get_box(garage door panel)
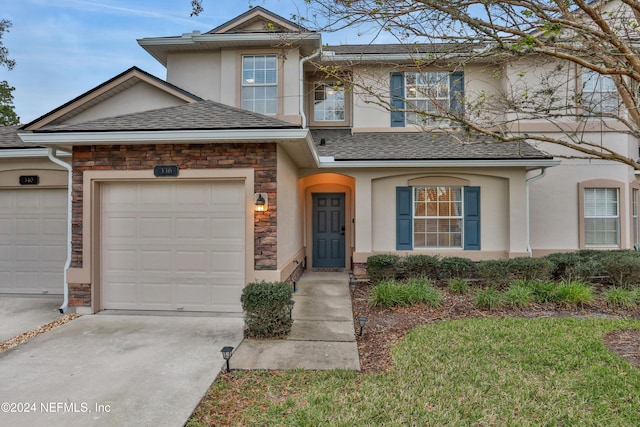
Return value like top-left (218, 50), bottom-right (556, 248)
top-left (175, 251), bottom-right (208, 273)
top-left (105, 217), bottom-right (137, 238)
top-left (140, 282), bottom-right (173, 305)
top-left (140, 217), bottom-right (172, 238)
top-left (16, 218), bottom-right (39, 236)
top-left (107, 281), bottom-right (138, 304)
top-left (140, 250), bottom-right (172, 272)
top-left (102, 181), bottom-right (245, 312)
top-left (175, 218), bottom-right (208, 239)
top-left (105, 249), bottom-right (137, 272)
top-left (40, 244), bottom-right (67, 262)
top-left (211, 251), bottom-right (243, 272)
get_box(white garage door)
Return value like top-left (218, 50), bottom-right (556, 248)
top-left (101, 181), bottom-right (245, 312)
top-left (0, 189), bottom-right (67, 294)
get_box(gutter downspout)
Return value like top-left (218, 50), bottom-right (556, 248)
top-left (300, 49), bottom-right (321, 129)
top-left (47, 146), bottom-right (72, 313)
top-left (525, 167), bottom-right (548, 257)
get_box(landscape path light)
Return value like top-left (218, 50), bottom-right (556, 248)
top-left (221, 346), bottom-right (234, 372)
top-left (357, 316), bottom-right (367, 336)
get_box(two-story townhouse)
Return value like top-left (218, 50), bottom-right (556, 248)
top-left (5, 6), bottom-right (631, 314)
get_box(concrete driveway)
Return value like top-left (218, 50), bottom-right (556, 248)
top-left (0, 296), bottom-right (63, 342)
top-left (0, 314), bottom-right (244, 427)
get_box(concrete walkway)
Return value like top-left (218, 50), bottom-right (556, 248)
top-left (231, 271), bottom-right (360, 370)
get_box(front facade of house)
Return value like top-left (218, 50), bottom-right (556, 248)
top-left (3, 7), bottom-right (637, 313)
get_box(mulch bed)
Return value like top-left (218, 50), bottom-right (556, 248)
top-left (350, 282), bottom-right (640, 373)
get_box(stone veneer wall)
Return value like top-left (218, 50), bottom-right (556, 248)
top-left (71, 143), bottom-right (278, 271)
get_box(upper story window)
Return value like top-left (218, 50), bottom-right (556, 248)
top-left (405, 72), bottom-right (450, 126)
top-left (241, 54), bottom-right (277, 115)
top-left (581, 68), bottom-right (618, 116)
top-left (313, 82), bottom-right (345, 122)
top-left (390, 71), bottom-right (464, 127)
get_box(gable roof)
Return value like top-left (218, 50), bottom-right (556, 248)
top-left (22, 67), bottom-right (202, 131)
top-left (31, 100), bottom-right (299, 133)
top-left (208, 6), bottom-right (308, 34)
top-left (311, 129), bottom-right (552, 162)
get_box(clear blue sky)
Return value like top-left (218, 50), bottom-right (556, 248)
top-left (0, 0), bottom-right (376, 124)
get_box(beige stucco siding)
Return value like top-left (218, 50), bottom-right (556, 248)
top-left (66, 82), bottom-right (187, 124)
top-left (166, 51), bottom-right (221, 101)
top-left (276, 146), bottom-right (304, 271)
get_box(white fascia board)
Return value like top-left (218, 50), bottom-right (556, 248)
top-left (317, 158), bottom-right (561, 168)
top-left (18, 129), bottom-right (311, 145)
top-left (0, 148), bottom-right (71, 158)
top-left (139, 33), bottom-right (321, 47)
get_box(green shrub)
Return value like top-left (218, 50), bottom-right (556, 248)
top-left (602, 252), bottom-right (640, 288)
top-left (447, 278), bottom-right (471, 294)
top-left (367, 254), bottom-right (401, 283)
top-left (369, 277), bottom-right (442, 308)
top-left (404, 254), bottom-right (439, 280)
top-left (438, 257), bottom-right (475, 280)
top-left (603, 287), bottom-right (639, 309)
top-left (475, 259), bottom-right (511, 288)
top-left (474, 288), bottom-right (503, 309)
top-left (508, 257), bottom-right (554, 282)
top-left (526, 281), bottom-right (559, 304)
top-left (502, 282), bottom-right (535, 307)
top-left (546, 252), bottom-right (603, 281)
top-left (241, 281), bottom-right (292, 338)
top-left (553, 280), bottom-right (594, 307)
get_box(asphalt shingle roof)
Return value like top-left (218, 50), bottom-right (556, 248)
top-left (36, 100), bottom-right (300, 132)
top-left (311, 129), bottom-right (550, 161)
top-left (0, 125), bottom-right (37, 148)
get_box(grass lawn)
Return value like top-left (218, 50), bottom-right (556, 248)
top-left (188, 317), bottom-right (640, 426)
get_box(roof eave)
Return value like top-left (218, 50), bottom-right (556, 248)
top-left (18, 129), bottom-right (319, 168)
top-left (317, 158), bottom-right (560, 168)
top-left (138, 33), bottom-right (322, 66)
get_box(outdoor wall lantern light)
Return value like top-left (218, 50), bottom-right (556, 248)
top-left (357, 316), bottom-right (367, 336)
top-left (287, 300), bottom-right (295, 320)
top-left (254, 193), bottom-right (268, 212)
top-left (221, 346), bottom-right (234, 372)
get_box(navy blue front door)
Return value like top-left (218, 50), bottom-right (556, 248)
top-left (312, 193), bottom-right (345, 268)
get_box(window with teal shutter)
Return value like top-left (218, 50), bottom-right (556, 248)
top-left (389, 71), bottom-right (464, 127)
top-left (396, 186), bottom-right (480, 250)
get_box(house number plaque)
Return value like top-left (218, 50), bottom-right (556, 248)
top-left (19, 175), bottom-right (40, 185)
top-left (153, 165), bottom-right (179, 177)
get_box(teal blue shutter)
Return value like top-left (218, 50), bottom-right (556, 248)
top-left (463, 186), bottom-right (480, 250)
top-left (449, 71), bottom-right (465, 118)
top-left (396, 186), bottom-right (412, 250)
top-left (390, 72), bottom-right (405, 127)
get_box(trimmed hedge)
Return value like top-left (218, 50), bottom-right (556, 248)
top-left (364, 249), bottom-right (640, 289)
top-left (438, 257), bottom-right (475, 280)
top-left (367, 254), bottom-right (401, 283)
top-left (241, 281), bottom-right (292, 338)
top-left (403, 254), bottom-right (440, 279)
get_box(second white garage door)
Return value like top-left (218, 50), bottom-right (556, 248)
top-left (101, 181), bottom-right (245, 312)
top-left (0, 189), bottom-right (67, 294)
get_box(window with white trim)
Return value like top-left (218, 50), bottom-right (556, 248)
top-left (405, 72), bottom-right (450, 126)
top-left (581, 68), bottom-right (618, 116)
top-left (313, 81), bottom-right (345, 121)
top-left (584, 187), bottom-right (619, 246)
top-left (413, 186), bottom-right (463, 248)
top-left (241, 54), bottom-right (277, 115)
